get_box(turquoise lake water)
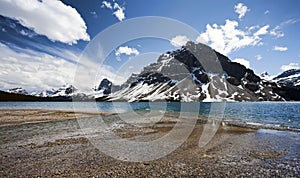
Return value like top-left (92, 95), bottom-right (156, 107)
top-left (0, 102), bottom-right (299, 130)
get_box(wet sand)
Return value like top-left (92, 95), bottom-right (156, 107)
top-left (0, 109), bottom-right (106, 125)
top-left (0, 109), bottom-right (299, 177)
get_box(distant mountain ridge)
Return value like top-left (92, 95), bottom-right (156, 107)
top-left (1, 42), bottom-right (299, 101)
top-left (6, 85), bottom-right (78, 98)
top-left (1, 84), bottom-right (91, 101)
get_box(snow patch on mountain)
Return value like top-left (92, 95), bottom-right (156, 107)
top-left (6, 87), bottom-right (28, 95)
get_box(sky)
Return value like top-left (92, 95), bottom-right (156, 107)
top-left (0, 0), bottom-right (299, 92)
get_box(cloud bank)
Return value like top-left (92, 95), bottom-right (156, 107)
top-left (0, 43), bottom-right (78, 91)
top-left (197, 20), bottom-right (268, 55)
top-left (0, 0), bottom-right (90, 45)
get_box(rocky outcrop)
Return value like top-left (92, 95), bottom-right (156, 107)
top-left (97, 78), bottom-right (112, 95)
top-left (271, 69), bottom-right (300, 101)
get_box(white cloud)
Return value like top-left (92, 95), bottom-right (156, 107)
top-left (280, 63), bottom-right (299, 71)
top-left (234, 3), bottom-right (250, 20)
top-left (255, 54), bottom-right (262, 61)
top-left (264, 10), bottom-right (269, 15)
top-left (0, 42), bottom-right (128, 92)
top-left (115, 46), bottom-right (140, 56)
top-left (197, 19), bottom-right (268, 55)
top-left (102, 1), bottom-right (125, 21)
top-left (232, 58), bottom-right (250, 68)
top-left (170, 35), bottom-right (190, 47)
top-left (0, 0), bottom-right (90, 45)
top-left (281, 19), bottom-right (300, 26)
top-left (0, 43), bottom-right (77, 91)
top-left (102, 1), bottom-right (112, 9)
top-left (113, 3), bottom-right (125, 21)
top-left (270, 19), bottom-right (300, 38)
top-left (247, 25), bottom-right (259, 32)
top-left (270, 26), bottom-right (284, 38)
top-left (254, 25), bottom-right (269, 36)
top-left (273, 46), bottom-right (288, 52)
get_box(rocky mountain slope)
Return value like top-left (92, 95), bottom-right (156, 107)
top-left (104, 42), bottom-right (285, 102)
top-left (265, 69), bottom-right (300, 101)
top-left (273, 69), bottom-right (300, 87)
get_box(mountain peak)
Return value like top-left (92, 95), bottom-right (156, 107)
top-left (104, 42), bottom-right (286, 102)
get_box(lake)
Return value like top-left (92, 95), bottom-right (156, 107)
top-left (0, 101), bottom-right (299, 130)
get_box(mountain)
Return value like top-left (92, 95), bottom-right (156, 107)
top-left (31, 89), bottom-right (56, 97)
top-left (96, 79), bottom-right (112, 95)
top-left (1, 42), bottom-right (299, 102)
top-left (94, 78), bottom-right (121, 100)
top-left (104, 42), bottom-right (285, 102)
top-left (0, 90), bottom-right (72, 102)
top-left (1, 84), bottom-right (91, 102)
top-left (6, 87), bottom-right (28, 95)
top-left (273, 69), bottom-right (300, 88)
top-left (31, 84), bottom-right (77, 97)
top-left (269, 69), bottom-right (300, 101)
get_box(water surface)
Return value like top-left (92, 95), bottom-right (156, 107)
top-left (0, 101), bottom-right (299, 130)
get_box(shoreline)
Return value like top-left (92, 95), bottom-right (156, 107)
top-left (0, 109), bottom-right (299, 177)
top-left (0, 109), bottom-right (299, 133)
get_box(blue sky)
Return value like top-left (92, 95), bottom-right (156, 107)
top-left (0, 0), bottom-right (299, 92)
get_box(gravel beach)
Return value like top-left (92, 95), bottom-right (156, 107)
top-left (0, 109), bottom-right (299, 177)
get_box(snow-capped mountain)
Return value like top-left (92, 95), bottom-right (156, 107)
top-left (31, 84), bottom-right (78, 97)
top-left (256, 69), bottom-right (300, 101)
top-left (6, 87), bottom-right (28, 95)
top-left (103, 42), bottom-right (284, 102)
top-left (31, 89), bottom-right (56, 97)
top-left (273, 69), bottom-right (300, 87)
top-left (3, 84), bottom-right (92, 101)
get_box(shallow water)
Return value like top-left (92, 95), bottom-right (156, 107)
top-left (0, 101), bottom-right (299, 130)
